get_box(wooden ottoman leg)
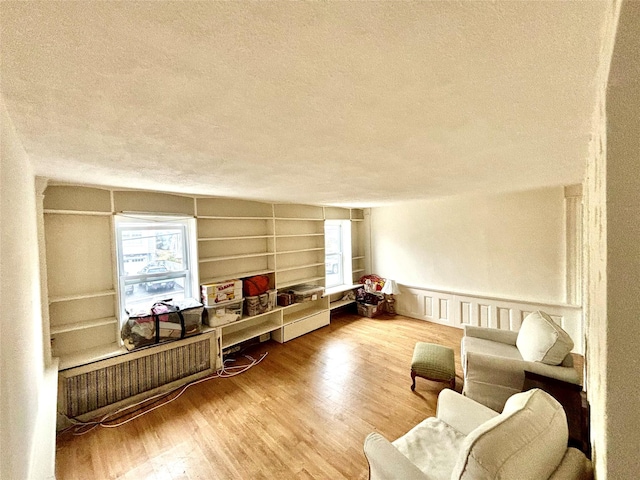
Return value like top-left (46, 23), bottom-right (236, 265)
top-left (411, 370), bottom-right (417, 391)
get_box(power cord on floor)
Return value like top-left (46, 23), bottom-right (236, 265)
top-left (59, 352), bottom-right (268, 436)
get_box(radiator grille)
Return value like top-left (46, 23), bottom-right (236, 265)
top-left (63, 339), bottom-right (211, 417)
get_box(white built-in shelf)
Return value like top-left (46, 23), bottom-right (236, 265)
top-left (274, 217), bottom-right (323, 221)
top-left (199, 252), bottom-right (274, 263)
top-left (221, 317), bottom-right (282, 349)
top-left (51, 317), bottom-right (118, 335)
top-left (329, 299), bottom-right (356, 310)
top-left (324, 284), bottom-right (363, 296)
top-left (198, 235), bottom-right (273, 242)
top-left (276, 248), bottom-right (324, 255)
top-left (283, 306), bottom-right (326, 324)
top-left (352, 256), bottom-right (365, 261)
top-left (200, 269), bottom-right (275, 285)
top-left (49, 290), bottom-right (116, 304)
top-left (43, 209), bottom-right (112, 216)
top-left (277, 262), bottom-right (324, 273)
top-left (278, 277), bottom-right (325, 289)
top-left (197, 216), bottom-right (272, 220)
top-left (275, 233), bottom-right (324, 238)
top-left (57, 342), bottom-right (127, 371)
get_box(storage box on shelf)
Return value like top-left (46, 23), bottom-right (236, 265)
top-left (204, 298), bottom-right (244, 327)
top-left (287, 284), bottom-right (324, 303)
top-left (201, 279), bottom-right (243, 306)
top-left (245, 289), bottom-right (277, 316)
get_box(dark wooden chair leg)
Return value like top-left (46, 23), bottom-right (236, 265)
top-left (449, 377), bottom-right (455, 390)
top-left (411, 370), bottom-right (416, 391)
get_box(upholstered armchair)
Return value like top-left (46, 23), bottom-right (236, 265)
top-left (462, 310), bottom-right (580, 412)
top-left (363, 388), bottom-right (592, 480)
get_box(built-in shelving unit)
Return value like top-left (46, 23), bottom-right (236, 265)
top-left (42, 183), bottom-right (369, 369)
top-left (43, 186), bottom-right (119, 366)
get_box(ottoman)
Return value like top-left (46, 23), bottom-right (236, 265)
top-left (411, 342), bottom-right (456, 391)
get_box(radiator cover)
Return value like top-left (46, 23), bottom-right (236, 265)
top-left (60, 336), bottom-right (213, 419)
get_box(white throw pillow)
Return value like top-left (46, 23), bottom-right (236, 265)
top-left (452, 389), bottom-right (568, 480)
top-left (516, 311), bottom-right (574, 365)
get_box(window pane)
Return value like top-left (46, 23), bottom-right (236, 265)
top-left (325, 223), bottom-right (344, 288)
top-left (116, 216), bottom-right (196, 321)
top-left (121, 227), bottom-right (186, 274)
top-left (124, 275), bottom-right (187, 316)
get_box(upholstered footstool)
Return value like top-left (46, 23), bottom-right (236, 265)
top-left (411, 342), bottom-right (456, 391)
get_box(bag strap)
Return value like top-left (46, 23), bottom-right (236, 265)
top-left (175, 309), bottom-right (186, 338)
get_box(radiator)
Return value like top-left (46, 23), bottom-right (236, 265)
top-left (60, 336), bottom-right (213, 419)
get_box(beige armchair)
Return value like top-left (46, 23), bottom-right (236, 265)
top-left (462, 311), bottom-right (580, 412)
top-left (363, 388), bottom-right (592, 480)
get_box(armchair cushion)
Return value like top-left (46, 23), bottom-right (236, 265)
top-left (516, 311), bottom-right (574, 365)
top-left (393, 417), bottom-right (466, 479)
top-left (452, 389), bottom-right (568, 480)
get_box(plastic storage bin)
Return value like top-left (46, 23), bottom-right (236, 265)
top-left (288, 284), bottom-right (324, 303)
top-left (204, 299), bottom-right (244, 327)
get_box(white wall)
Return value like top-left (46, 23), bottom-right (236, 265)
top-left (585, 1), bottom-right (640, 477)
top-left (1, 102), bottom-right (56, 479)
top-left (370, 186), bottom-right (566, 304)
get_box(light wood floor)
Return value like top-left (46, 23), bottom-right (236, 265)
top-left (56, 312), bottom-right (466, 479)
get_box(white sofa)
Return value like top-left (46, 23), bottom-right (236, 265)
top-left (462, 310), bottom-right (580, 412)
top-left (363, 388), bottom-right (592, 480)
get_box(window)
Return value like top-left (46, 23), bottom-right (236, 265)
top-left (115, 215), bottom-right (199, 321)
top-left (325, 220), bottom-right (352, 288)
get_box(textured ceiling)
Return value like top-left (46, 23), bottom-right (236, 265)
top-left (1, 1), bottom-right (611, 207)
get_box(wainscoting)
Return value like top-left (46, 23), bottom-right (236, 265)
top-left (396, 285), bottom-right (584, 354)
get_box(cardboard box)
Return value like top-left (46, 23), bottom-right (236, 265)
top-left (201, 279), bottom-right (242, 305)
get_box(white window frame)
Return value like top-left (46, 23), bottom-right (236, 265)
top-left (324, 219), bottom-right (353, 289)
top-left (114, 214), bottom-right (199, 325)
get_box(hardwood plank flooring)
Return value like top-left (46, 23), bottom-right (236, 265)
top-left (55, 313), bottom-right (466, 479)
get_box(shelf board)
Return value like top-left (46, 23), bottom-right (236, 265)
top-left (197, 215), bottom-right (272, 220)
top-left (324, 284), bottom-right (363, 296)
top-left (330, 299), bottom-right (356, 310)
top-left (198, 235), bottom-right (273, 242)
top-left (198, 251), bottom-right (274, 263)
top-left (352, 256), bottom-right (365, 261)
top-left (44, 209), bottom-right (112, 216)
top-left (200, 269), bottom-right (274, 285)
top-left (274, 217), bottom-right (323, 221)
top-left (57, 342), bottom-right (128, 371)
top-left (278, 277), bottom-right (325, 289)
top-left (221, 318), bottom-right (282, 349)
top-left (277, 262), bottom-right (324, 273)
top-left (49, 290), bottom-right (117, 303)
top-left (51, 317), bottom-right (118, 335)
top-left (275, 233), bottom-right (324, 238)
top-left (276, 247), bottom-right (324, 255)
top-left (283, 306), bottom-right (327, 324)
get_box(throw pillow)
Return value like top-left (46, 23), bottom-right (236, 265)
top-left (516, 311), bottom-right (574, 365)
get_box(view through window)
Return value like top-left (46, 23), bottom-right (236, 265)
top-left (325, 220), bottom-right (352, 288)
top-left (115, 215), bottom-right (197, 320)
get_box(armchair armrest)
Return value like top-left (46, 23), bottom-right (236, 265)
top-left (549, 448), bottom-right (593, 480)
top-left (464, 325), bottom-right (518, 345)
top-left (464, 350), bottom-right (527, 389)
top-left (363, 433), bottom-right (428, 480)
top-left (524, 361), bottom-right (581, 385)
top-left (436, 389), bottom-right (499, 436)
